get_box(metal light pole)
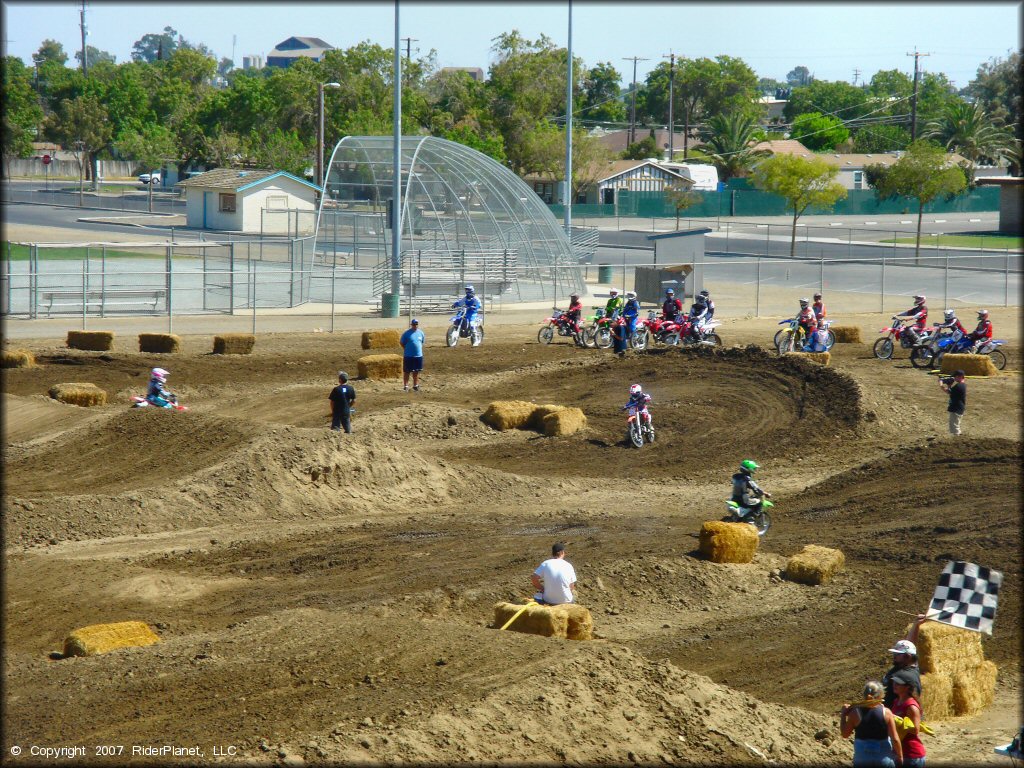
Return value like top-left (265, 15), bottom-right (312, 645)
top-left (389, 0), bottom-right (402, 316)
top-left (564, 0), bottom-right (572, 234)
top-left (317, 82), bottom-right (340, 191)
top-left (663, 51), bottom-right (675, 161)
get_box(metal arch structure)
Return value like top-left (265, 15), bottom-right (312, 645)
top-left (314, 136), bottom-right (584, 312)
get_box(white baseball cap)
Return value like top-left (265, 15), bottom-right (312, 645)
top-left (888, 640), bottom-right (917, 656)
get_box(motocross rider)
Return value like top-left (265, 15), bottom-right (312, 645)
top-left (966, 309), bottom-right (993, 352)
top-left (698, 290), bottom-right (715, 321)
top-left (604, 288), bottom-right (624, 320)
top-left (935, 309), bottom-right (967, 338)
top-left (796, 298), bottom-right (818, 348)
top-left (731, 459), bottom-right (771, 518)
top-left (661, 288), bottom-right (683, 323)
top-left (812, 292), bottom-right (826, 324)
top-left (566, 293), bottom-right (583, 338)
top-left (452, 285), bottom-right (482, 331)
top-left (894, 294), bottom-right (928, 344)
top-left (622, 291), bottom-right (641, 338)
top-left (146, 367), bottom-right (175, 407)
top-left (622, 383), bottom-right (653, 435)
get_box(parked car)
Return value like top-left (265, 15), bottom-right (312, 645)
top-left (138, 171), bottom-right (161, 185)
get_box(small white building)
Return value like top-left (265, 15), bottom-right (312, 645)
top-left (176, 169), bottom-right (321, 234)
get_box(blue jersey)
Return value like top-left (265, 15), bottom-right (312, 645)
top-left (454, 295), bottom-right (481, 320)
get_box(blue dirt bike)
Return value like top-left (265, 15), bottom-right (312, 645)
top-left (446, 307), bottom-right (484, 347)
top-left (914, 333), bottom-right (1007, 371)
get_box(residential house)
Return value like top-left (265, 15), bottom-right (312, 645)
top-left (592, 128), bottom-right (703, 160)
top-left (523, 159), bottom-right (693, 205)
top-left (266, 37), bottom-right (335, 68)
top-left (176, 169), bottom-right (321, 234)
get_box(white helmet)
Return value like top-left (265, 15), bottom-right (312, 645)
top-left (629, 383), bottom-right (642, 395)
top-left (943, 309), bottom-right (956, 321)
top-left (978, 308), bottom-right (989, 318)
top-left (799, 298), bottom-right (810, 308)
top-left (151, 367), bottom-right (169, 382)
top-left (626, 291), bottom-right (636, 299)
top-left (609, 288), bottom-right (619, 296)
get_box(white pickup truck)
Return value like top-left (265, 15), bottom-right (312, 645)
top-left (138, 171), bottom-right (162, 185)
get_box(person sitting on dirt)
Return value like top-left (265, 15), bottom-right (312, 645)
top-left (686, 296), bottom-right (709, 342)
top-left (604, 288), bottom-right (624, 321)
top-left (565, 293), bottom-right (583, 336)
top-left (812, 292), bottom-right (826, 324)
top-left (146, 367), bottom-right (175, 407)
top-left (935, 308), bottom-right (967, 338)
top-left (452, 285), bottom-right (482, 329)
top-left (621, 383), bottom-right (653, 434)
top-left (731, 459), bottom-right (771, 519)
top-left (622, 291), bottom-right (641, 338)
top-left (966, 309), bottom-right (993, 352)
top-left (894, 294), bottom-right (929, 344)
top-left (661, 288), bottom-right (683, 322)
top-left (531, 542), bottom-right (577, 605)
top-left (840, 680), bottom-right (904, 768)
top-left (797, 298), bottom-right (818, 347)
top-left (699, 290), bottom-right (715, 321)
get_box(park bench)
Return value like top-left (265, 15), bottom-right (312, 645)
top-left (40, 289), bottom-right (167, 317)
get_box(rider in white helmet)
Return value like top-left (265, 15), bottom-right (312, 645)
top-left (966, 309), bottom-right (993, 352)
top-left (622, 291), bottom-right (641, 337)
top-left (452, 283), bottom-right (482, 329)
top-left (894, 294), bottom-right (929, 344)
top-left (146, 368), bottom-right (174, 407)
top-left (622, 383), bottom-right (653, 433)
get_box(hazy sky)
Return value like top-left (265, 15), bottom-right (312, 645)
top-left (2, 1), bottom-right (1020, 88)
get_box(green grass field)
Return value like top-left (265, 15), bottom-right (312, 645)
top-left (881, 234), bottom-right (1022, 250)
top-left (1, 242), bottom-right (162, 261)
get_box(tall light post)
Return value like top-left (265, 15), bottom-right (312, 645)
top-left (564, 0), bottom-right (572, 234)
top-left (317, 82), bottom-right (341, 191)
top-left (389, 0), bottom-right (402, 317)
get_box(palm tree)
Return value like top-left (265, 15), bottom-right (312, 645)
top-left (693, 114), bottom-right (769, 181)
top-left (922, 101), bottom-right (1016, 184)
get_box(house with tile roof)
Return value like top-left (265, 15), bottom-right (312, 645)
top-left (176, 169), bottom-right (321, 233)
top-left (266, 37), bottom-right (335, 68)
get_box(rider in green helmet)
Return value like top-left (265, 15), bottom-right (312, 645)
top-left (731, 459), bottom-right (771, 516)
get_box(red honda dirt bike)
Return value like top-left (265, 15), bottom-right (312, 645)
top-left (623, 400), bottom-right (654, 448)
top-left (538, 310), bottom-right (583, 346)
top-left (874, 317), bottom-right (935, 360)
top-left (663, 316), bottom-right (723, 348)
top-left (641, 310), bottom-right (680, 346)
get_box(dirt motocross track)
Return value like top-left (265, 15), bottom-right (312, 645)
top-left (3, 314), bottom-right (1021, 767)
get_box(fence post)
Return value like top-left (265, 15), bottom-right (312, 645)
top-left (29, 244), bottom-right (37, 319)
top-left (288, 240), bottom-right (295, 308)
top-left (944, 252), bottom-right (949, 307)
top-left (820, 258), bottom-right (824, 293)
top-left (230, 242), bottom-right (236, 315)
top-left (251, 254), bottom-right (257, 335)
top-left (101, 246), bottom-right (107, 318)
top-left (1005, 251), bottom-right (1010, 308)
top-left (330, 239), bottom-right (337, 333)
top-left (755, 258), bottom-right (761, 318)
top-left (880, 255), bottom-right (885, 314)
top-left (2, 242), bottom-right (9, 317)
top-left (166, 244), bottom-right (173, 334)
top-left (81, 258), bottom-right (88, 330)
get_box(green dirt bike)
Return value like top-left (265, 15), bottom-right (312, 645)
top-left (582, 307), bottom-right (616, 349)
top-left (725, 498), bottom-right (773, 536)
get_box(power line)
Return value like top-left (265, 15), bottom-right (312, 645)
top-left (907, 48), bottom-right (932, 141)
top-left (622, 56), bottom-right (648, 145)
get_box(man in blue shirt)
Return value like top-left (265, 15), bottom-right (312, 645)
top-left (400, 318), bottom-right (426, 391)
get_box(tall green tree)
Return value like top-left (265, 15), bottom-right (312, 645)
top-left (867, 141), bottom-right (967, 260)
top-left (752, 154), bottom-right (847, 257)
top-left (789, 111), bottom-right (850, 151)
top-left (75, 46), bottom-right (117, 67)
top-left (581, 61), bottom-right (625, 123)
top-left (116, 124), bottom-right (177, 210)
top-left (131, 26), bottom-right (180, 63)
top-left (784, 79), bottom-right (869, 122)
top-left (693, 113), bottom-right (768, 181)
top-left (786, 66), bottom-right (813, 87)
top-left (1, 57), bottom-right (44, 174)
top-left (43, 94), bottom-right (112, 194)
top-left (965, 52), bottom-right (1022, 145)
top-left (852, 124), bottom-right (911, 153)
top-left (32, 39), bottom-right (67, 68)
top-left (922, 100), bottom-right (1016, 184)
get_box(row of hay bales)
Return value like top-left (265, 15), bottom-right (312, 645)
top-left (698, 522), bottom-right (844, 584)
top-left (938, 352), bottom-right (999, 376)
top-left (57, 331), bottom-right (256, 355)
top-left (481, 400), bottom-right (587, 437)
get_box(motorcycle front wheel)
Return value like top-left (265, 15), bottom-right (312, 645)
top-left (538, 326), bottom-right (554, 345)
top-left (630, 329), bottom-right (649, 350)
top-left (752, 510), bottom-right (771, 536)
top-left (873, 338), bottom-right (894, 360)
top-left (627, 421), bottom-right (644, 448)
top-left (594, 328), bottom-right (612, 349)
top-left (582, 327), bottom-right (597, 348)
top-left (988, 349), bottom-right (1007, 370)
top-left (446, 326), bottom-right (459, 347)
top-left (773, 329), bottom-right (785, 348)
top-left (776, 333), bottom-right (794, 355)
top-left (909, 346), bottom-right (934, 369)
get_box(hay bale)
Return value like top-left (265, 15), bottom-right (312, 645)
top-left (66, 330), bottom-right (114, 351)
top-left (138, 333), bottom-right (180, 354)
top-left (787, 351), bottom-right (831, 366)
top-left (939, 353), bottom-right (997, 376)
top-left (63, 620), bottom-right (160, 657)
top-left (698, 521), bottom-right (759, 564)
top-left (951, 659), bottom-right (998, 716)
top-left (212, 333), bottom-right (255, 355)
top-left (831, 326), bottom-right (862, 343)
top-left (542, 407), bottom-right (587, 437)
top-left (48, 382), bottom-right (107, 407)
top-left (482, 400), bottom-right (537, 431)
top-left (361, 329), bottom-right (401, 350)
top-left (2, 348), bottom-right (35, 368)
top-left (357, 353), bottom-right (402, 380)
top-left (526, 403), bottom-right (565, 430)
top-left (918, 671), bottom-right (954, 719)
top-left (784, 544), bottom-right (845, 585)
top-left (916, 620), bottom-right (987, 676)
top-left (492, 602), bottom-right (593, 640)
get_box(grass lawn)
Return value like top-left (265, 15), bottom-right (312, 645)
top-left (1, 242), bottom-right (163, 261)
top-left (881, 234), bottom-right (1022, 250)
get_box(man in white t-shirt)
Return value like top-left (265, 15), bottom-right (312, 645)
top-left (531, 542), bottom-right (577, 605)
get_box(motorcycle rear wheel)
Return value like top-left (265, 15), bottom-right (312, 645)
top-left (873, 338), bottom-right (894, 360)
top-left (663, 332), bottom-right (680, 347)
top-left (582, 327), bottom-right (597, 348)
top-left (910, 346), bottom-right (934, 369)
top-left (825, 330), bottom-right (836, 350)
top-left (707, 333), bottom-right (723, 347)
top-left (752, 510), bottom-right (771, 536)
top-left (628, 421), bottom-right (644, 448)
top-left (446, 326), bottom-right (459, 347)
top-left (988, 349), bottom-right (1007, 370)
top-left (538, 326), bottom-right (554, 345)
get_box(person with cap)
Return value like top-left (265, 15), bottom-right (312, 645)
top-left (400, 318), bottom-right (426, 392)
top-left (530, 542), bottom-right (577, 606)
top-left (883, 637), bottom-right (922, 709)
top-left (940, 370), bottom-right (966, 436)
top-left (328, 370), bottom-right (356, 433)
top-left (890, 669), bottom-right (927, 767)
top-left (840, 680), bottom-right (903, 767)
top-left (661, 288), bottom-right (683, 323)
top-left (604, 288), bottom-right (624, 321)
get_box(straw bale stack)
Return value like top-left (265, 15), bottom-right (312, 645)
top-left (212, 333), bottom-right (255, 355)
top-left (542, 408), bottom-right (587, 437)
top-left (917, 672), bottom-right (953, 719)
top-left (831, 326), bottom-right (862, 343)
top-left (2, 348), bottom-right (35, 368)
top-left (67, 330), bottom-right (115, 351)
top-left (482, 400), bottom-right (537, 431)
top-left (915, 620), bottom-right (997, 718)
top-left (48, 382), bottom-right (107, 407)
top-left (357, 354), bottom-right (402, 380)
top-left (784, 545), bottom-right (845, 585)
top-left (939, 353), bottom-right (997, 376)
top-left (492, 602), bottom-right (593, 640)
top-left (917, 620), bottom-right (987, 674)
top-left (138, 333), bottom-right (180, 354)
top-left (526, 404), bottom-right (566, 430)
top-left (63, 621), bottom-right (160, 657)
top-left (361, 329), bottom-right (401, 350)
top-left (788, 351), bottom-right (831, 366)
top-left (698, 521), bottom-right (758, 563)
top-left (952, 660), bottom-right (998, 715)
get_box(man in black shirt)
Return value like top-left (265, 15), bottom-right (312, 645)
top-left (329, 370), bottom-right (357, 433)
top-left (941, 369), bottom-right (966, 436)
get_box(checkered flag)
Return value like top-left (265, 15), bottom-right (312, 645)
top-left (927, 561), bottom-right (1002, 635)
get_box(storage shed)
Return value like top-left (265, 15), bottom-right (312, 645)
top-left (176, 169), bottom-right (321, 234)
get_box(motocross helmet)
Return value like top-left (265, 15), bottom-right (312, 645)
top-left (626, 291), bottom-right (636, 299)
top-left (799, 298), bottom-right (810, 308)
top-left (465, 284), bottom-right (475, 295)
top-left (978, 309), bottom-right (989, 318)
top-left (629, 384), bottom-right (642, 396)
top-left (813, 292), bottom-right (822, 300)
top-left (665, 288), bottom-right (674, 296)
top-left (740, 459), bottom-right (759, 474)
top-left (699, 290), bottom-right (710, 299)
top-left (913, 294), bottom-right (926, 306)
top-left (609, 288), bottom-right (619, 296)
top-left (570, 293), bottom-right (579, 301)
top-left (943, 309), bottom-right (956, 321)
top-left (151, 367), bottom-right (169, 382)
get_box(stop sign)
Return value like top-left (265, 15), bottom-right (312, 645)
top-left (42, 154), bottom-right (51, 165)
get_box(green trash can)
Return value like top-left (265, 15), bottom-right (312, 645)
top-left (598, 265), bottom-right (614, 284)
top-left (381, 292), bottom-right (400, 318)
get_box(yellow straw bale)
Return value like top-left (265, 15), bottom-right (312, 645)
top-left (63, 620), bottom-right (160, 657)
top-left (361, 329), bottom-right (401, 350)
top-left (542, 408), bottom-right (587, 437)
top-left (48, 382), bottom-right (107, 407)
top-left (482, 400), bottom-right (537, 431)
top-left (918, 672), bottom-right (953, 719)
top-left (784, 544), bottom-right (845, 585)
top-left (787, 351), bottom-right (831, 366)
top-left (66, 330), bottom-right (114, 351)
top-left (526, 403), bottom-right (565, 430)
top-left (212, 333), bottom-right (255, 355)
top-left (357, 353), bottom-right (402, 380)
top-left (831, 326), bottom-right (862, 343)
top-left (2, 348), bottom-right (35, 368)
top-left (939, 353), bottom-right (997, 376)
top-left (492, 602), bottom-right (593, 640)
top-left (951, 659), bottom-right (997, 715)
top-left (138, 333), bottom-right (180, 354)
top-left (698, 521), bottom-right (759, 563)
top-left (916, 620), bottom-right (987, 675)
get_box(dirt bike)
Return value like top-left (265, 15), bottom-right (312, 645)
top-left (910, 328), bottom-right (962, 369)
top-left (929, 335), bottom-right (1007, 371)
top-left (538, 310), bottom-right (583, 346)
top-left (874, 317), bottom-right (934, 360)
top-left (665, 317), bottom-right (723, 348)
top-left (775, 318), bottom-right (835, 351)
top-left (623, 400), bottom-right (654, 448)
top-left (446, 307), bottom-right (484, 347)
top-left (582, 308), bottom-right (615, 349)
top-left (627, 316), bottom-right (650, 350)
top-left (642, 311), bottom-right (681, 346)
top-left (725, 497), bottom-right (773, 536)
top-left (131, 393), bottom-right (187, 411)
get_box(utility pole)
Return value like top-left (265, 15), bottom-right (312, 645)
top-left (907, 48), bottom-right (930, 141)
top-left (231, 34), bottom-right (237, 68)
top-left (663, 51), bottom-right (675, 161)
top-left (852, 68), bottom-right (860, 86)
top-left (79, 0), bottom-right (88, 76)
top-left (623, 56), bottom-right (648, 147)
top-left (400, 36), bottom-right (417, 63)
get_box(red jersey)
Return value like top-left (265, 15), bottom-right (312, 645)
top-left (900, 304), bottom-right (928, 328)
top-left (662, 297), bottom-right (682, 319)
top-left (969, 318), bottom-right (993, 341)
top-left (797, 306), bottom-right (817, 329)
top-left (812, 301), bottom-right (826, 321)
top-left (891, 697), bottom-right (926, 759)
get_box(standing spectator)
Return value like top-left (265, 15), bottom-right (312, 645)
top-left (890, 670), bottom-right (927, 767)
top-left (883, 637), bottom-right (922, 709)
top-left (610, 317), bottom-right (628, 357)
top-left (840, 680), bottom-right (904, 768)
top-left (531, 542), bottom-right (577, 605)
top-left (328, 370), bottom-right (356, 433)
top-left (940, 370), bottom-right (966, 436)
top-left (400, 318), bottom-right (425, 392)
